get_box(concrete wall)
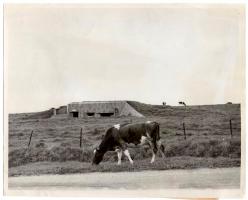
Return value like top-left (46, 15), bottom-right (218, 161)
top-left (120, 102), bottom-right (144, 117)
top-left (67, 103), bottom-right (81, 117)
top-left (55, 106), bottom-right (67, 115)
top-left (79, 101), bottom-right (125, 117)
top-left (67, 101), bottom-right (143, 118)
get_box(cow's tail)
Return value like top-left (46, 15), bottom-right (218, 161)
top-left (155, 122), bottom-right (166, 156)
top-left (151, 122), bottom-right (160, 154)
top-left (156, 122), bottom-right (160, 141)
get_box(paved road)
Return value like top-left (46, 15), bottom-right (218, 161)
top-left (9, 167), bottom-right (240, 190)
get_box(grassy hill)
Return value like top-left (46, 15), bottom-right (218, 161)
top-left (9, 108), bottom-right (55, 121)
top-left (8, 102), bottom-right (241, 176)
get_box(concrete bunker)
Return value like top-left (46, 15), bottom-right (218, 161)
top-left (70, 110), bottom-right (79, 118)
top-left (67, 101), bottom-right (143, 118)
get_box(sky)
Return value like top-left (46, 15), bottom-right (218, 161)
top-left (5, 4), bottom-right (245, 113)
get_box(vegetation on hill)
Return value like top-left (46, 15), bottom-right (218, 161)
top-left (9, 108), bottom-right (54, 120)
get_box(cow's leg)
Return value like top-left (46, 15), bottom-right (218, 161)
top-left (116, 137), bottom-right (134, 165)
top-left (123, 149), bottom-right (133, 165)
top-left (150, 142), bottom-right (165, 163)
top-left (151, 144), bottom-right (159, 163)
top-left (145, 138), bottom-right (157, 163)
top-left (115, 149), bottom-right (123, 165)
top-left (151, 150), bottom-right (156, 163)
top-left (157, 140), bottom-right (165, 158)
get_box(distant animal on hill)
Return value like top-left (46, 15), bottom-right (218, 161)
top-left (92, 121), bottom-right (165, 165)
top-left (179, 101), bottom-right (186, 106)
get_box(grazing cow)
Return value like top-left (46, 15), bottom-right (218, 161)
top-left (92, 121), bottom-right (165, 165)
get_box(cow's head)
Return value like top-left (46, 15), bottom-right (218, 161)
top-left (92, 147), bottom-right (104, 165)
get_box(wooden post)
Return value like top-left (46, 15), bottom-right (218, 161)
top-left (28, 130), bottom-right (33, 147)
top-left (229, 119), bottom-right (233, 138)
top-left (80, 128), bottom-right (83, 148)
top-left (183, 123), bottom-right (186, 140)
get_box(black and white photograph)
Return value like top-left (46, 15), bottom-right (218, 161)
top-left (4, 3), bottom-right (245, 198)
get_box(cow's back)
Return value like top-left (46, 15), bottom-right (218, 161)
top-left (118, 123), bottom-right (146, 144)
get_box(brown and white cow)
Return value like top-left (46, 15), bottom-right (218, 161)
top-left (92, 121), bottom-right (165, 165)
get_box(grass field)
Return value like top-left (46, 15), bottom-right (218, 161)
top-left (8, 102), bottom-right (241, 176)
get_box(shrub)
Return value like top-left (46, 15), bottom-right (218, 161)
top-left (162, 128), bottom-right (174, 135)
top-left (35, 141), bottom-right (47, 148)
top-left (164, 137), bottom-right (240, 158)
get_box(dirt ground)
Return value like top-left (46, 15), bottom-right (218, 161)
top-left (9, 157), bottom-right (240, 177)
top-left (8, 167), bottom-right (240, 190)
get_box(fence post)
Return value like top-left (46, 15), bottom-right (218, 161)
top-left (183, 123), bottom-right (186, 140)
top-left (80, 128), bottom-right (83, 148)
top-left (28, 130), bottom-right (33, 147)
top-left (229, 119), bottom-right (233, 138)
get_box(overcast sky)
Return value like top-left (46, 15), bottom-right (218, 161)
top-left (5, 4), bottom-right (245, 113)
